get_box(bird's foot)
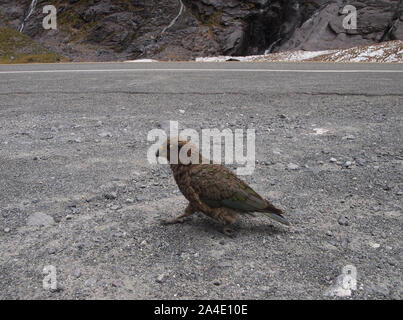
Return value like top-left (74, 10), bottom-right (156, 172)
top-left (160, 217), bottom-right (187, 225)
top-left (222, 226), bottom-right (235, 238)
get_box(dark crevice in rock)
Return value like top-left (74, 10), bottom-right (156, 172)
top-left (381, 0), bottom-right (403, 41)
top-left (240, 5), bottom-right (285, 55)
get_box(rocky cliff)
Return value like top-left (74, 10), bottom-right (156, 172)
top-left (0, 0), bottom-right (402, 61)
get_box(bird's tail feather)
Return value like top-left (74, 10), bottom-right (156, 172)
top-left (258, 202), bottom-right (290, 226)
top-left (261, 211), bottom-right (290, 226)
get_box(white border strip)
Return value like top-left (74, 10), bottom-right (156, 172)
top-left (0, 68), bottom-right (402, 74)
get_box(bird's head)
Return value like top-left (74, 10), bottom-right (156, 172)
top-left (156, 137), bottom-right (199, 164)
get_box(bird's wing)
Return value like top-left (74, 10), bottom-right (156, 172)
top-left (189, 164), bottom-right (268, 212)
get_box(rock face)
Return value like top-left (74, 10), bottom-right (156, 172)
top-left (277, 0), bottom-right (403, 52)
top-left (0, 0), bottom-right (402, 61)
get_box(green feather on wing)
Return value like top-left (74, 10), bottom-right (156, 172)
top-left (221, 186), bottom-right (268, 212)
top-left (189, 164), bottom-right (289, 225)
top-left (200, 185), bottom-right (268, 212)
top-left (191, 164), bottom-right (270, 212)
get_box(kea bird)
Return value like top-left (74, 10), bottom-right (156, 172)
top-left (156, 138), bottom-right (290, 236)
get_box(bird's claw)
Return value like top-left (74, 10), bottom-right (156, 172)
top-left (223, 226), bottom-right (235, 238)
top-left (160, 217), bottom-right (186, 225)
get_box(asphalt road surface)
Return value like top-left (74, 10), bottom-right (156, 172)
top-left (0, 62), bottom-right (402, 299)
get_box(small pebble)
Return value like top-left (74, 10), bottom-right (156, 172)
top-left (343, 161), bottom-right (352, 168)
top-left (156, 274), bottom-right (166, 283)
top-left (85, 277), bottom-right (97, 287)
top-left (104, 192), bottom-right (117, 200)
top-left (338, 216), bottom-right (349, 226)
top-left (98, 132), bottom-right (112, 138)
top-left (73, 270), bottom-right (81, 278)
top-left (287, 163), bottom-right (299, 170)
top-left (369, 242), bottom-right (380, 249)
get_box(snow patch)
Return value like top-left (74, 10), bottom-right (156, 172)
top-left (196, 41), bottom-right (403, 64)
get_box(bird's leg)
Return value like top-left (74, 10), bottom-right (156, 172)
top-left (160, 213), bottom-right (188, 225)
top-left (160, 203), bottom-right (196, 225)
top-left (222, 224), bottom-right (235, 238)
top-left (208, 207), bottom-right (238, 238)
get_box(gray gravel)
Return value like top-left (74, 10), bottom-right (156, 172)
top-left (0, 62), bottom-right (402, 299)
